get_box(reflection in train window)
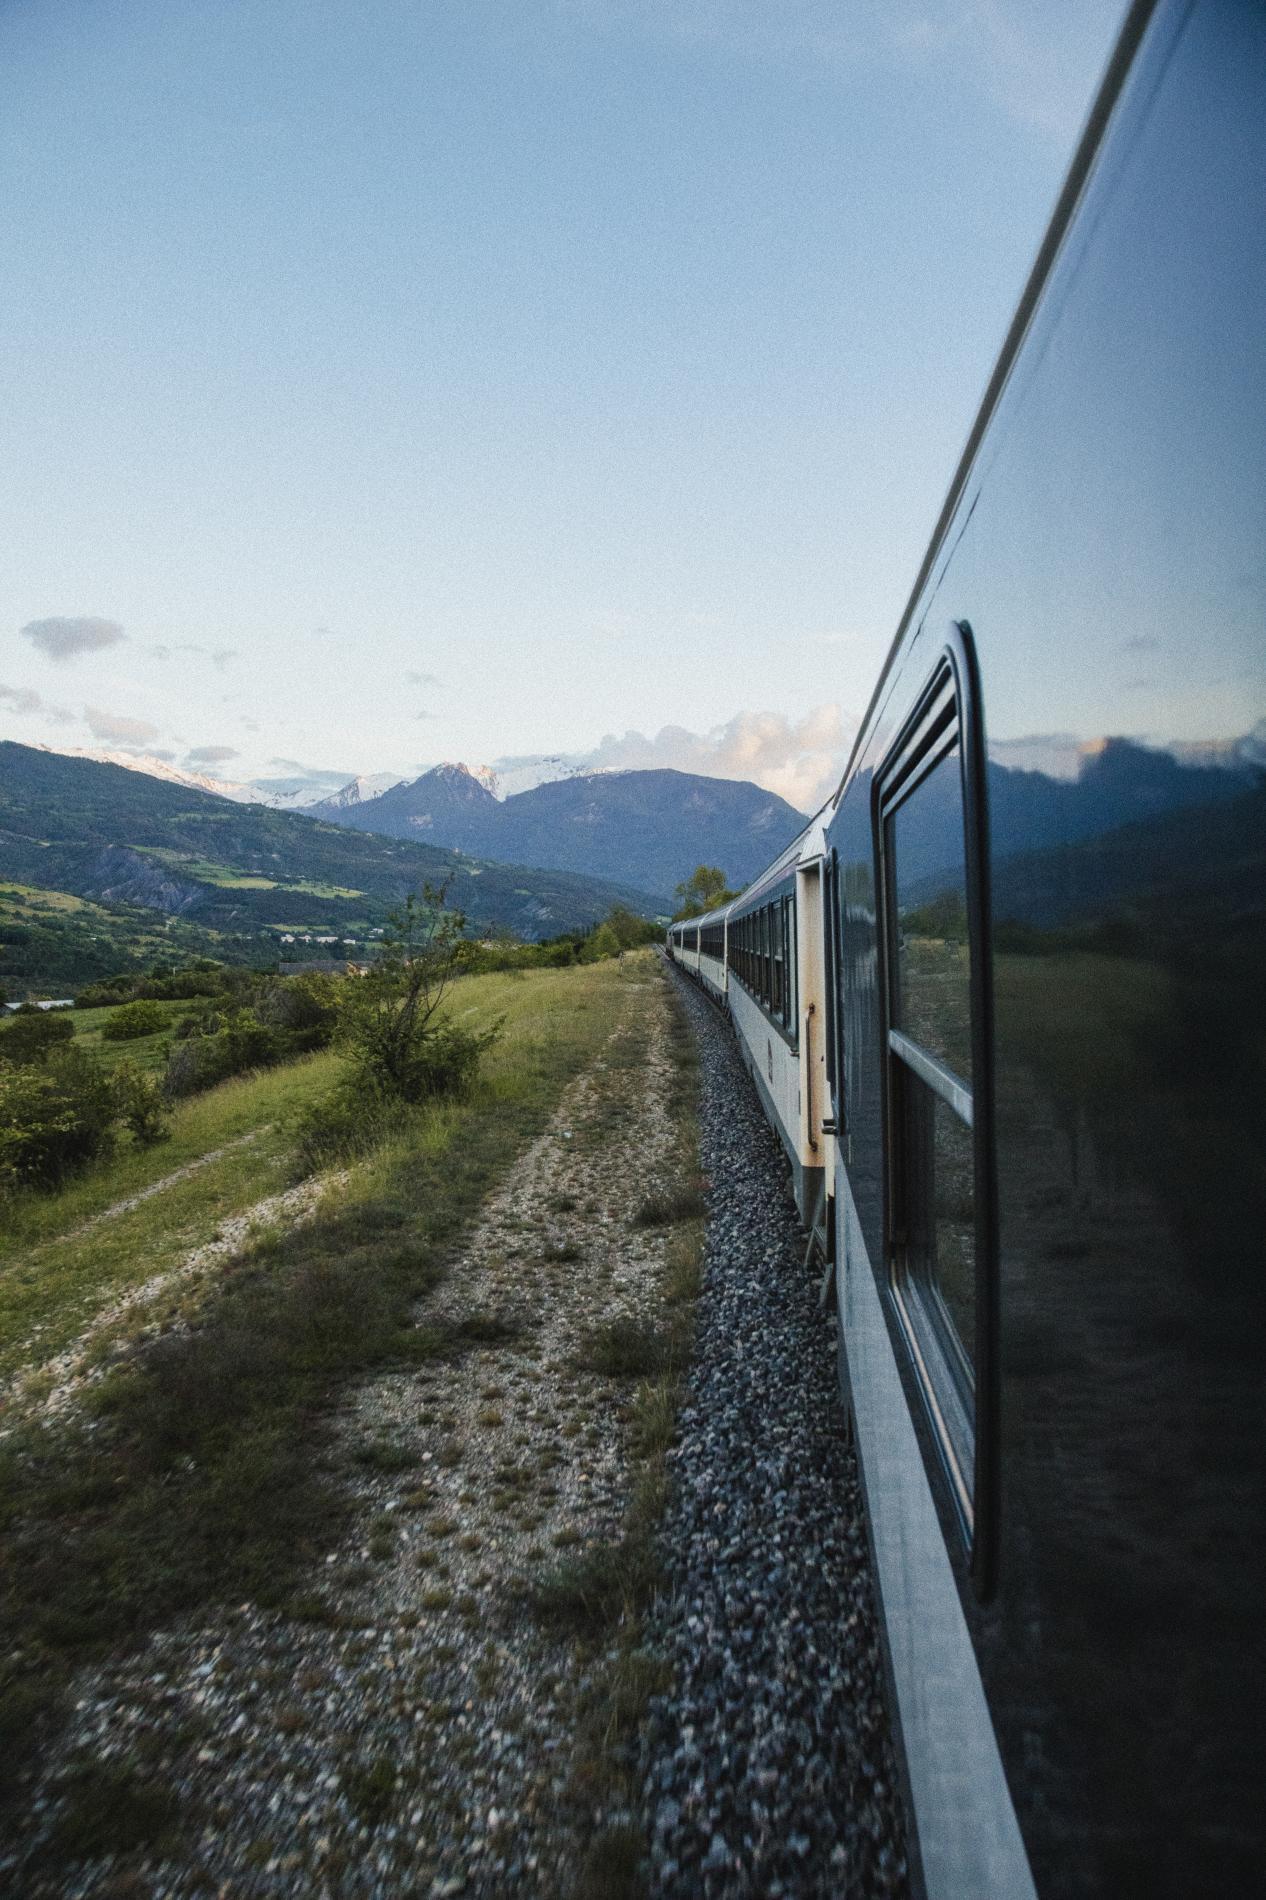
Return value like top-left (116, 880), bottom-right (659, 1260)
top-left (879, 665), bottom-right (978, 1533)
top-left (892, 746), bottom-right (973, 1086)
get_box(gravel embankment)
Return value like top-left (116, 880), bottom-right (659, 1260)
top-left (646, 970), bottom-right (908, 1898)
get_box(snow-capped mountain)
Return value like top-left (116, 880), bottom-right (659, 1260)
top-left (311, 771), bottom-right (404, 810)
top-left (479, 752), bottom-right (604, 800)
top-left (38, 746), bottom-right (286, 806)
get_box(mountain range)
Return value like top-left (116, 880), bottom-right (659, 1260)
top-left (308, 763), bottom-right (804, 894)
top-left (0, 743), bottom-right (667, 949)
top-left (31, 746), bottom-right (809, 901)
top-left (44, 745), bottom-right (606, 812)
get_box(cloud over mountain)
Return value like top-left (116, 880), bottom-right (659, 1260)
top-left (84, 705), bottom-right (161, 745)
top-left (185, 744), bottom-right (239, 766)
top-left (1, 682), bottom-right (74, 723)
top-left (587, 704), bottom-right (855, 811)
top-left (21, 616), bottom-right (126, 662)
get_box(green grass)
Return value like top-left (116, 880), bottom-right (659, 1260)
top-left (0, 1048), bottom-right (346, 1383)
top-left (0, 958), bottom-right (634, 1857)
top-left (129, 847), bottom-right (365, 899)
top-left (0, 882), bottom-right (96, 914)
top-left (68, 998), bottom-right (186, 1075)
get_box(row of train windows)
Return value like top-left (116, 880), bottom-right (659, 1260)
top-left (728, 895), bottom-right (797, 1036)
top-left (698, 923), bottom-right (725, 960)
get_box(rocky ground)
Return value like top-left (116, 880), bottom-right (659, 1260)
top-left (7, 958), bottom-right (908, 1897)
top-left (7, 964), bottom-right (685, 1898)
top-left (643, 971), bottom-right (908, 1898)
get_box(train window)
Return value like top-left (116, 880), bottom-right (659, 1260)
top-left (786, 897), bottom-right (797, 1029)
top-left (772, 905), bottom-right (784, 1017)
top-left (892, 748), bottom-right (972, 1085)
top-left (876, 626), bottom-right (996, 1587)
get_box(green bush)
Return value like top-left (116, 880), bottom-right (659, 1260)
top-left (0, 1009), bottom-right (76, 1066)
top-left (292, 1077), bottom-right (400, 1176)
top-left (337, 888), bottom-right (500, 1105)
top-left (0, 1046), bottom-right (117, 1193)
top-left (382, 1019), bottom-right (497, 1104)
top-left (161, 1011), bottom-right (281, 1100)
top-left (101, 999), bottom-right (168, 1042)
top-left (255, 972), bottom-right (340, 1049)
top-left (112, 1059), bottom-right (171, 1147)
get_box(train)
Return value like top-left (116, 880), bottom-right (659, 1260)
top-left (668, 3), bottom-right (1264, 1894)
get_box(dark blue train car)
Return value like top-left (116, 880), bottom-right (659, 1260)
top-left (825, 2), bottom-right (1265, 1893)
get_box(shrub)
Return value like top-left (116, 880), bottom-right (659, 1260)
top-left (101, 999), bottom-right (168, 1042)
top-left (255, 972), bottom-right (340, 1048)
top-left (112, 1060), bottom-right (171, 1147)
top-left (0, 1046), bottom-right (117, 1193)
top-left (0, 1009), bottom-right (76, 1067)
top-left (386, 1019), bottom-right (497, 1104)
top-left (74, 978), bottom-right (133, 1009)
top-left (292, 1078), bottom-right (400, 1176)
top-left (162, 1011), bottom-right (281, 1100)
top-left (338, 886), bottom-right (500, 1105)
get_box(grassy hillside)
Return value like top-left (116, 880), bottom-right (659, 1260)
top-left (0, 881), bottom-right (261, 998)
top-left (0, 745), bottom-right (669, 969)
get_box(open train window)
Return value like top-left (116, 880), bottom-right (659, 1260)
top-left (875, 622), bottom-right (997, 1593)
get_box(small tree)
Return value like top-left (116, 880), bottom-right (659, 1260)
top-left (581, 921), bottom-right (622, 963)
top-left (0, 1045), bottom-right (117, 1193)
top-left (0, 1010), bottom-right (76, 1067)
top-left (101, 999), bottom-right (168, 1042)
top-left (337, 883), bottom-right (499, 1102)
top-left (112, 1059), bottom-right (170, 1147)
top-left (673, 865), bottom-right (739, 920)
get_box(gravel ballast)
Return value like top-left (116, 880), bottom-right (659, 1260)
top-left (646, 967), bottom-right (908, 1898)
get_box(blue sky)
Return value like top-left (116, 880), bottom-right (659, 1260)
top-left (0, 0), bottom-right (1126, 808)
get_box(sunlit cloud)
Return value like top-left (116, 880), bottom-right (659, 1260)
top-left (587, 704), bottom-right (856, 811)
top-left (84, 704), bottom-right (161, 744)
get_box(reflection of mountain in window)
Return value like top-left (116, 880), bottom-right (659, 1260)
top-left (883, 719), bottom-right (977, 1519)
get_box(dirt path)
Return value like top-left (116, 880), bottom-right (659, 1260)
top-left (52, 1128), bottom-right (265, 1245)
top-left (6, 1166), bottom-right (347, 1423)
top-left (19, 964), bottom-right (688, 1899)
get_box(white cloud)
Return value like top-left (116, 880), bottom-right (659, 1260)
top-left (587, 704), bottom-right (855, 811)
top-left (185, 744), bottom-right (240, 765)
top-left (21, 616), bottom-right (127, 662)
top-left (84, 704), bottom-right (162, 744)
top-left (148, 641), bottom-right (237, 670)
top-left (1, 681), bottom-right (74, 722)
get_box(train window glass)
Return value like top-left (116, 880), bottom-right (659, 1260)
top-left (885, 734), bottom-right (976, 1422)
top-left (876, 634), bottom-right (993, 1562)
top-left (894, 1077), bottom-right (976, 1384)
top-left (787, 898), bottom-right (797, 1029)
top-left (772, 906), bottom-right (784, 1017)
top-left (891, 748), bottom-right (973, 1086)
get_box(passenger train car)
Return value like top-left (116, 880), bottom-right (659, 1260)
top-left (669, 3), bottom-right (1264, 1892)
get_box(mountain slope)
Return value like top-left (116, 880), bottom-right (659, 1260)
top-left (314, 765), bottom-right (805, 893)
top-left (0, 743), bottom-right (668, 942)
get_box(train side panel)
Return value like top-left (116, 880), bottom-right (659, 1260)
top-left (828, 3), bottom-right (1266, 1893)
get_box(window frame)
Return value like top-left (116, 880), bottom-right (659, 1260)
top-left (726, 887), bottom-right (800, 1051)
top-left (873, 620), bottom-right (999, 1597)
